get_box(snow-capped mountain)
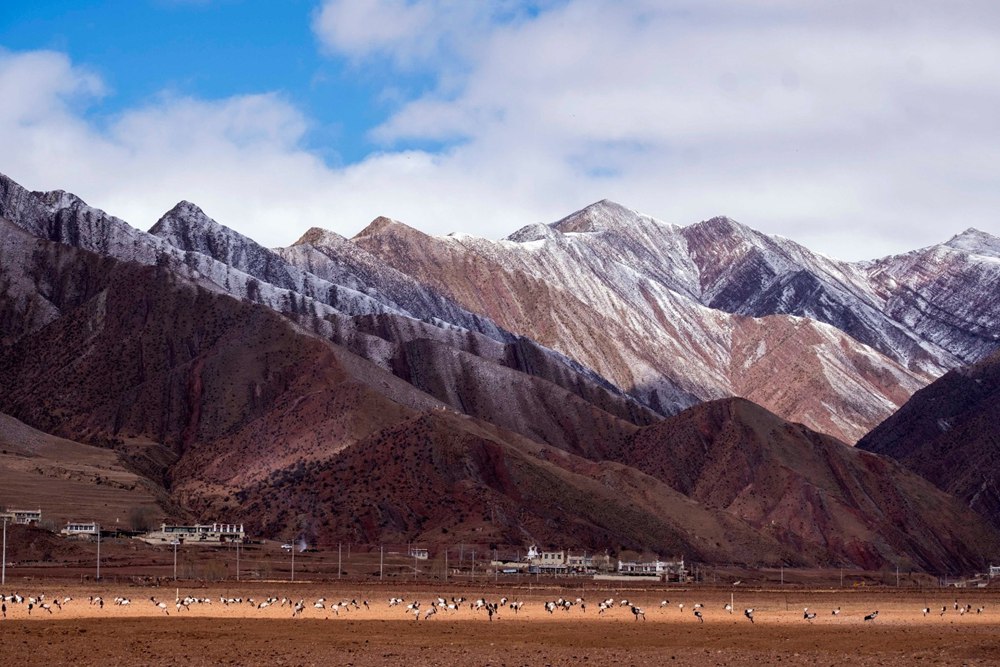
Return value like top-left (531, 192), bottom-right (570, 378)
top-left (345, 201), bottom-right (993, 442)
top-left (4, 170), bottom-right (1000, 571)
top-left (0, 172), bottom-right (659, 453)
top-left (4, 171), bottom-right (999, 444)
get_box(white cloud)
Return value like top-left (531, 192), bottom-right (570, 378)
top-left (3, 1), bottom-right (1000, 261)
top-left (313, 0), bottom-right (1000, 258)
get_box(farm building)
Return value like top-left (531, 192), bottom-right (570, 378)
top-left (617, 557), bottom-right (687, 580)
top-left (138, 522), bottom-right (245, 545)
top-left (61, 521), bottom-right (99, 537)
top-left (0, 508), bottom-right (41, 525)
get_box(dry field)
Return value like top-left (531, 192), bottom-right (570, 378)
top-left (2, 582), bottom-right (999, 666)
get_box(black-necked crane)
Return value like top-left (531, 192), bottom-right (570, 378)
top-left (921, 607), bottom-right (930, 616)
top-left (630, 605), bottom-right (646, 621)
top-left (803, 608), bottom-right (817, 621)
top-left (831, 606), bottom-right (840, 616)
top-left (694, 609), bottom-right (704, 623)
top-left (864, 610), bottom-right (879, 622)
top-left (744, 608), bottom-right (755, 623)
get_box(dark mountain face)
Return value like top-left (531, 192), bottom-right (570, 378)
top-left (613, 398), bottom-right (1000, 573)
top-left (858, 351), bottom-right (1000, 529)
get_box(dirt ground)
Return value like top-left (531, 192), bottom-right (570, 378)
top-left (2, 583), bottom-right (999, 666)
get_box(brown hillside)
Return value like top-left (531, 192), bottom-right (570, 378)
top-left (0, 412), bottom-right (170, 528)
top-left (858, 350), bottom-right (1000, 528)
top-left (616, 398), bottom-right (1000, 573)
top-left (176, 409), bottom-right (800, 565)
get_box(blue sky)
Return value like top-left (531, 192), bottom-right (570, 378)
top-left (0, 0), bottom-right (406, 163)
top-left (1, 1), bottom-right (999, 259)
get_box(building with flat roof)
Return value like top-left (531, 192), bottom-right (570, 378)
top-left (61, 521), bottom-right (99, 537)
top-left (0, 508), bottom-right (41, 525)
top-left (617, 557), bottom-right (687, 580)
top-left (138, 522), bottom-right (245, 544)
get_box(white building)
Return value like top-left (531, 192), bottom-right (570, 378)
top-left (138, 522), bottom-right (245, 544)
top-left (618, 557), bottom-right (687, 579)
top-left (0, 508), bottom-right (41, 525)
top-left (61, 521), bottom-right (99, 537)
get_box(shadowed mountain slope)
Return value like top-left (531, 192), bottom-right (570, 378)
top-left (616, 398), bottom-right (1000, 573)
top-left (858, 350), bottom-right (1000, 529)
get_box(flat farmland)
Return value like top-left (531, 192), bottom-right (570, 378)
top-left (2, 583), bottom-right (999, 666)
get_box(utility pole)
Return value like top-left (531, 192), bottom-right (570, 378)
top-left (291, 540), bottom-right (295, 582)
top-left (896, 564), bottom-right (900, 587)
top-left (172, 540), bottom-right (179, 581)
top-left (236, 540), bottom-right (241, 582)
top-left (2, 516), bottom-right (7, 586)
top-left (96, 524), bottom-right (101, 581)
top-left (444, 548), bottom-right (448, 583)
top-left (379, 545), bottom-right (383, 581)
top-left (338, 543), bottom-right (342, 580)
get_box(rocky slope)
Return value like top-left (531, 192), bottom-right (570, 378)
top-left (0, 228), bottom-right (818, 565)
top-left (4, 170), bottom-right (1000, 571)
top-left (344, 207), bottom-right (929, 442)
top-left (0, 173), bottom-right (657, 455)
top-left (616, 398), bottom-right (998, 572)
top-left (858, 350), bottom-right (1000, 530)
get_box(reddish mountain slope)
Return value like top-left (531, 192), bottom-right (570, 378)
top-left (616, 398), bottom-right (1000, 573)
top-left (858, 350), bottom-right (1000, 528)
top-left (347, 214), bottom-right (925, 442)
top-left (176, 408), bottom-right (800, 565)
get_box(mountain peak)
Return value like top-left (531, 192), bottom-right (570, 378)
top-left (35, 189), bottom-right (88, 212)
top-left (687, 215), bottom-right (750, 237)
top-left (505, 222), bottom-right (561, 243)
top-left (944, 227), bottom-right (1000, 258)
top-left (551, 199), bottom-right (642, 233)
top-left (292, 226), bottom-right (347, 248)
top-left (352, 215), bottom-right (425, 241)
top-left (150, 200), bottom-right (220, 237)
top-left (148, 200), bottom-right (260, 262)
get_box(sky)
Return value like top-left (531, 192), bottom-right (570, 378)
top-left (1, 0), bottom-right (999, 260)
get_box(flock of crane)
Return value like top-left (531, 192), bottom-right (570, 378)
top-left (0, 590), bottom-right (989, 624)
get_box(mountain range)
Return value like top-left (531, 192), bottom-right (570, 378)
top-left (1, 171), bottom-right (998, 573)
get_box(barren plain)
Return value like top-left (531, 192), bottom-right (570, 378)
top-left (2, 582), bottom-right (999, 666)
